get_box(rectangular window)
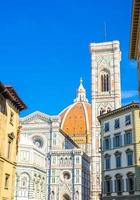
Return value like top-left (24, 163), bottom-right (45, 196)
top-left (7, 139), bottom-right (12, 159)
top-left (124, 131), bottom-right (132, 145)
top-left (104, 137), bottom-right (111, 150)
top-left (5, 174), bottom-right (10, 189)
top-left (127, 176), bottom-right (135, 193)
top-left (113, 134), bottom-right (122, 148)
top-left (53, 139), bottom-right (56, 145)
top-left (105, 157), bottom-right (110, 170)
top-left (116, 155), bottom-right (121, 168)
top-left (127, 152), bottom-right (133, 166)
top-left (104, 122), bottom-right (109, 132)
top-left (105, 180), bottom-right (111, 194)
top-left (10, 111), bottom-right (14, 125)
top-left (75, 169), bottom-right (80, 183)
top-left (125, 115), bottom-right (131, 126)
top-left (114, 119), bottom-right (120, 129)
top-left (51, 170), bottom-right (56, 183)
top-left (115, 178), bottom-right (123, 194)
top-left (52, 156), bottom-right (56, 164)
top-left (75, 156), bottom-right (80, 164)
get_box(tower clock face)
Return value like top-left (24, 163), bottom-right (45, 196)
top-left (32, 136), bottom-right (43, 148)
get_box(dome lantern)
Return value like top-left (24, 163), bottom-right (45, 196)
top-left (74, 78), bottom-right (88, 103)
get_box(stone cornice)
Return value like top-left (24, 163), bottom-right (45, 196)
top-left (90, 41), bottom-right (120, 53)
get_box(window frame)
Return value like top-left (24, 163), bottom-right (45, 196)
top-left (125, 115), bottom-right (131, 126)
top-left (114, 118), bottom-right (120, 129)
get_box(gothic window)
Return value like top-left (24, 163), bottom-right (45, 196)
top-left (107, 107), bottom-right (111, 113)
top-left (51, 191), bottom-right (55, 199)
top-left (75, 191), bottom-right (79, 200)
top-left (101, 71), bottom-right (110, 92)
top-left (100, 108), bottom-right (106, 115)
top-left (19, 173), bottom-right (30, 197)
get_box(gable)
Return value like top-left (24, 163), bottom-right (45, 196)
top-left (20, 111), bottom-right (51, 124)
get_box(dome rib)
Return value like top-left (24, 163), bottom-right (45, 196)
top-left (60, 102), bottom-right (77, 130)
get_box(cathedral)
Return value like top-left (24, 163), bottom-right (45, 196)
top-left (14, 41), bottom-right (121, 200)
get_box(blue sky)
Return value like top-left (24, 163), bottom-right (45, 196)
top-left (0, 0), bottom-right (138, 116)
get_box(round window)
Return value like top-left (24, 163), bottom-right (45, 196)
top-left (63, 171), bottom-right (71, 180)
top-left (32, 136), bottom-right (43, 148)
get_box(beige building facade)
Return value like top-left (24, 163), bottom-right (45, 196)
top-left (0, 82), bottom-right (26, 200)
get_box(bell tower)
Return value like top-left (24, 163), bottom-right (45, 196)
top-left (90, 41), bottom-right (121, 200)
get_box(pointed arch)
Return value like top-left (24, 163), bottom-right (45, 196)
top-left (100, 69), bottom-right (110, 93)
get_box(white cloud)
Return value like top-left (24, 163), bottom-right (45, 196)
top-left (122, 90), bottom-right (138, 99)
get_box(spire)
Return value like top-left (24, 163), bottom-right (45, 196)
top-left (74, 78), bottom-right (88, 102)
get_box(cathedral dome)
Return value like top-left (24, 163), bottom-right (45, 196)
top-left (59, 79), bottom-right (91, 145)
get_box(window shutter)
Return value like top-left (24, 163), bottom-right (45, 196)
top-left (115, 180), bottom-right (117, 192)
top-left (134, 177), bottom-right (137, 190)
top-left (122, 179), bottom-right (124, 192)
top-left (120, 135), bottom-right (122, 146)
top-left (109, 138), bottom-right (111, 149)
top-left (104, 181), bottom-right (106, 193)
top-left (130, 132), bottom-right (132, 144)
top-left (126, 178), bottom-right (128, 192)
top-left (103, 140), bottom-right (105, 151)
top-left (110, 180), bottom-right (113, 193)
top-left (124, 134), bottom-right (126, 145)
top-left (113, 137), bottom-right (115, 148)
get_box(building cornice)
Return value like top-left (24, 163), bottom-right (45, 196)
top-left (0, 82), bottom-right (27, 111)
top-left (98, 102), bottom-right (139, 121)
top-left (129, 0), bottom-right (140, 59)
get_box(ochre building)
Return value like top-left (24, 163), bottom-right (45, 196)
top-left (0, 82), bottom-right (26, 200)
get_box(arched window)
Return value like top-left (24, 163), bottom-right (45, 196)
top-left (101, 71), bottom-right (110, 92)
top-left (100, 108), bottom-right (106, 115)
top-left (104, 175), bottom-right (112, 195)
top-left (126, 172), bottom-right (135, 194)
top-left (20, 173), bottom-right (29, 188)
top-left (107, 107), bottom-right (111, 113)
top-left (115, 174), bottom-right (123, 194)
top-left (63, 194), bottom-right (71, 200)
top-left (51, 191), bottom-right (55, 199)
top-left (75, 191), bottom-right (79, 200)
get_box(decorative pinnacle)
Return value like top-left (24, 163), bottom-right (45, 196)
top-left (74, 78), bottom-right (88, 103)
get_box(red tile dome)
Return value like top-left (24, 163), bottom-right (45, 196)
top-left (59, 79), bottom-right (91, 145)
